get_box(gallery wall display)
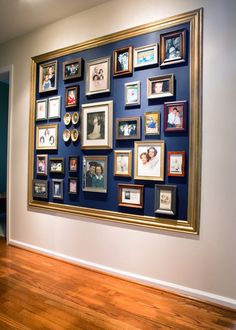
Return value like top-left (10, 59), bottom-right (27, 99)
top-left (28, 8), bottom-right (203, 234)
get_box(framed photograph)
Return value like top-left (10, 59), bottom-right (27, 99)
top-left (36, 124), bottom-right (58, 150)
top-left (116, 116), bottom-right (140, 140)
top-left (69, 156), bottom-right (78, 172)
top-left (36, 154), bottom-right (48, 176)
top-left (160, 29), bottom-right (186, 67)
top-left (114, 150), bottom-right (132, 177)
top-left (48, 96), bottom-right (61, 119)
top-left (68, 178), bottom-right (78, 194)
top-left (154, 185), bottom-right (176, 215)
top-left (63, 113), bottom-right (71, 126)
top-left (134, 141), bottom-right (165, 181)
top-left (36, 99), bottom-right (47, 121)
top-left (147, 74), bottom-right (174, 99)
top-left (83, 156), bottom-right (108, 193)
top-left (118, 184), bottom-right (144, 209)
top-left (63, 57), bottom-right (83, 81)
top-left (52, 179), bottom-right (63, 199)
top-left (168, 151), bottom-right (185, 177)
top-left (65, 86), bottom-right (78, 108)
top-left (49, 158), bottom-right (64, 174)
top-left (113, 46), bottom-right (132, 76)
top-left (86, 56), bottom-right (111, 95)
top-left (81, 100), bottom-right (113, 149)
top-left (39, 60), bottom-right (57, 93)
top-left (144, 111), bottom-right (160, 135)
top-left (72, 112), bottom-right (79, 125)
top-left (32, 179), bottom-right (48, 199)
top-left (164, 100), bottom-right (187, 132)
top-left (63, 129), bottom-right (71, 142)
top-left (133, 43), bottom-right (158, 68)
top-left (71, 129), bottom-right (79, 142)
top-left (124, 81), bottom-right (140, 106)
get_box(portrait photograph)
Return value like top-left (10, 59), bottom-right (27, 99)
top-left (160, 29), bottom-right (186, 67)
top-left (63, 129), bottom-right (71, 142)
top-left (113, 46), bottom-right (132, 76)
top-left (36, 99), bottom-right (47, 121)
top-left (72, 112), bottom-right (79, 125)
top-left (134, 141), bottom-right (165, 181)
top-left (124, 81), bottom-right (140, 106)
top-left (48, 96), bottom-right (61, 119)
top-left (144, 111), bottom-right (160, 135)
top-left (82, 156), bottom-right (107, 193)
top-left (33, 179), bottom-right (48, 199)
top-left (81, 100), bottom-right (113, 149)
top-left (116, 116), bottom-right (140, 140)
top-left (63, 57), bottom-right (83, 81)
top-left (71, 129), bottom-right (79, 142)
top-left (36, 124), bottom-right (58, 150)
top-left (68, 178), bottom-right (78, 194)
top-left (114, 150), bottom-right (132, 177)
top-left (86, 56), bottom-right (111, 95)
top-left (154, 184), bottom-right (176, 215)
top-left (52, 179), bottom-right (63, 199)
top-left (133, 43), bottom-right (158, 68)
top-left (69, 156), bottom-right (78, 172)
top-left (36, 154), bottom-right (48, 176)
top-left (49, 158), bottom-right (64, 174)
top-left (63, 112), bottom-right (71, 126)
top-left (164, 100), bottom-right (187, 132)
top-left (65, 86), bottom-right (78, 108)
top-left (39, 60), bottom-right (57, 93)
top-left (147, 74), bottom-right (174, 99)
top-left (118, 184), bottom-right (144, 209)
top-left (167, 151), bottom-right (185, 177)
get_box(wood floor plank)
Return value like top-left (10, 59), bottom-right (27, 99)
top-left (0, 238), bottom-right (235, 329)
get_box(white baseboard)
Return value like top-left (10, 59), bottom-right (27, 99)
top-left (9, 239), bottom-right (236, 310)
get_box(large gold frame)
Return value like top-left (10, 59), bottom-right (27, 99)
top-left (28, 8), bottom-right (202, 234)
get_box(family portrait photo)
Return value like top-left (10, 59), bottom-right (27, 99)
top-left (39, 60), bottom-right (57, 93)
top-left (116, 117), bottom-right (140, 140)
top-left (63, 58), bottom-right (82, 80)
top-left (160, 29), bottom-right (186, 66)
top-left (86, 57), bottom-right (110, 95)
top-left (33, 180), bottom-right (48, 199)
top-left (83, 156), bottom-right (107, 193)
top-left (36, 124), bottom-right (58, 150)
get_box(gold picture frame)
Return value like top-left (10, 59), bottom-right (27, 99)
top-left (114, 150), bottom-right (132, 177)
top-left (36, 124), bottom-right (58, 150)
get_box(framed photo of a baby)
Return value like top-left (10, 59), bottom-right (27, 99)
top-left (164, 100), bottom-right (187, 132)
top-left (39, 60), bottom-right (57, 93)
top-left (81, 100), bottom-right (113, 150)
top-left (134, 141), bottom-right (165, 181)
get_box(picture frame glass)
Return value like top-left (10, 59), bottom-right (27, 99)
top-left (166, 104), bottom-right (185, 130)
top-left (159, 189), bottom-right (172, 211)
top-left (134, 43), bottom-right (158, 67)
top-left (52, 180), bottom-right (63, 198)
top-left (69, 179), bottom-right (77, 194)
top-left (69, 157), bottom-right (77, 172)
top-left (36, 155), bottom-right (47, 175)
top-left (36, 100), bottom-right (47, 121)
top-left (39, 61), bottom-right (57, 93)
top-left (83, 157), bottom-right (107, 193)
top-left (144, 112), bottom-right (160, 135)
top-left (36, 125), bottom-right (57, 150)
top-left (33, 180), bottom-right (48, 198)
top-left (116, 154), bottom-right (129, 175)
top-left (121, 188), bottom-right (140, 205)
top-left (169, 154), bottom-right (183, 175)
top-left (87, 57), bottom-right (110, 94)
top-left (125, 82), bottom-right (140, 105)
top-left (48, 97), bottom-right (60, 119)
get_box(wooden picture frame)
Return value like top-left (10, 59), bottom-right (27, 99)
top-left (36, 154), bottom-right (48, 176)
top-left (124, 81), bottom-right (140, 106)
top-left (144, 111), bottom-right (160, 135)
top-left (86, 56), bottom-right (111, 95)
top-left (133, 43), bottom-right (158, 68)
top-left (116, 116), bottom-right (141, 140)
top-left (167, 151), bottom-right (185, 177)
top-left (36, 99), bottom-right (47, 121)
top-left (32, 179), bottom-right (48, 199)
top-left (69, 156), bottom-right (78, 172)
top-left (154, 184), bottom-right (176, 215)
top-left (49, 158), bottom-right (64, 174)
top-left (52, 179), bottom-right (64, 199)
top-left (164, 100), bottom-right (187, 132)
top-left (118, 184), bottom-right (144, 209)
top-left (82, 155), bottom-right (108, 193)
top-left (36, 124), bottom-right (58, 150)
top-left (114, 150), bottom-right (132, 177)
top-left (113, 46), bottom-right (133, 76)
top-left (63, 57), bottom-right (83, 81)
top-left (160, 29), bottom-right (186, 67)
top-left (48, 96), bottom-right (61, 119)
top-left (39, 60), bottom-right (57, 93)
top-left (65, 86), bottom-right (78, 108)
top-left (147, 74), bottom-right (174, 99)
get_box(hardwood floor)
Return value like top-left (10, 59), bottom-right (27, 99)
top-left (0, 238), bottom-right (235, 329)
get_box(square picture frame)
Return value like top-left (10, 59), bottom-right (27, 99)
top-left (144, 111), bottom-right (161, 135)
top-left (69, 156), bottom-right (78, 172)
top-left (160, 29), bottom-right (186, 67)
top-left (32, 179), bottom-right (48, 199)
top-left (63, 57), bottom-right (83, 81)
top-left (164, 100), bottom-right (187, 132)
top-left (154, 184), bottom-right (176, 215)
top-left (68, 178), bottom-right (78, 194)
top-left (39, 60), bottom-right (57, 93)
top-left (82, 155), bottom-right (108, 193)
top-left (52, 179), bottom-right (64, 199)
top-left (114, 150), bottom-right (132, 177)
top-left (49, 158), bottom-right (64, 174)
top-left (86, 56), bottom-right (111, 95)
top-left (36, 99), bottom-right (47, 121)
top-left (133, 43), bottom-right (158, 68)
top-left (65, 86), bottom-right (78, 108)
top-left (134, 141), bottom-right (165, 181)
top-left (116, 116), bottom-right (141, 140)
top-left (124, 81), bottom-right (140, 106)
top-left (48, 96), bottom-right (61, 119)
top-left (113, 46), bottom-right (133, 76)
top-left (118, 184), bottom-right (144, 209)
top-left (168, 151), bottom-right (185, 177)
top-left (147, 74), bottom-right (174, 99)
top-left (81, 100), bottom-right (113, 150)
top-left (36, 154), bottom-right (48, 176)
top-left (36, 124), bottom-right (58, 150)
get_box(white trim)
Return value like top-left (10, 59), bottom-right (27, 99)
top-left (9, 238), bottom-right (236, 310)
top-left (0, 64), bottom-right (13, 244)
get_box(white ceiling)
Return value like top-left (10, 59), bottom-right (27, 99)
top-left (0, 0), bottom-right (110, 45)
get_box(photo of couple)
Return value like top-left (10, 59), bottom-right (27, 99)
top-left (83, 157), bottom-right (107, 193)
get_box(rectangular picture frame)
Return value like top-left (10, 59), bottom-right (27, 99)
top-left (114, 150), bottom-right (132, 177)
top-left (82, 155), bottom-right (108, 193)
top-left (168, 151), bottom-right (185, 177)
top-left (63, 57), bottom-right (83, 81)
top-left (36, 154), bottom-right (48, 176)
top-left (65, 86), bottom-right (78, 108)
top-left (133, 43), bottom-right (158, 68)
top-left (154, 184), bottom-right (176, 215)
top-left (113, 46), bottom-right (133, 76)
top-left (86, 56), bottom-right (111, 95)
top-left (164, 100), bottom-right (187, 132)
top-left (160, 29), bottom-right (186, 67)
top-left (118, 184), bottom-right (144, 209)
top-left (36, 124), bottom-right (58, 150)
top-left (116, 116), bottom-right (141, 140)
top-left (68, 178), bottom-right (78, 194)
top-left (39, 60), bottom-right (57, 93)
top-left (124, 81), bottom-right (140, 106)
top-left (48, 96), bottom-right (61, 119)
top-left (69, 156), bottom-right (78, 172)
top-left (147, 74), bottom-right (174, 99)
top-left (32, 179), bottom-right (48, 199)
top-left (49, 158), bottom-right (64, 174)
top-left (144, 111), bottom-right (161, 135)
top-left (52, 179), bottom-right (64, 199)
top-left (36, 99), bottom-right (47, 121)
